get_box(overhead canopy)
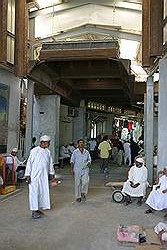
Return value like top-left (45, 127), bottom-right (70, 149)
top-left (28, 0), bottom-right (149, 109)
top-left (28, 40), bottom-right (148, 108)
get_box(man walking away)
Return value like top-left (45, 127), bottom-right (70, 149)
top-left (25, 135), bottom-right (55, 219)
top-left (70, 139), bottom-right (91, 203)
top-left (98, 136), bottom-right (111, 173)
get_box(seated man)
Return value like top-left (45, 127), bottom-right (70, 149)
top-left (145, 167), bottom-right (167, 214)
top-left (67, 142), bottom-right (75, 156)
top-left (59, 145), bottom-right (70, 165)
top-left (6, 148), bottom-right (25, 183)
top-left (122, 156), bottom-right (148, 206)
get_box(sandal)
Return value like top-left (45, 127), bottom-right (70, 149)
top-left (32, 211), bottom-right (41, 219)
top-left (145, 208), bottom-right (153, 214)
top-left (37, 210), bottom-right (44, 215)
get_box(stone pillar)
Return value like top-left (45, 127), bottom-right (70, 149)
top-left (153, 114), bottom-right (158, 147)
top-left (144, 93), bottom-right (147, 154)
top-left (145, 76), bottom-right (154, 185)
top-left (158, 58), bottom-right (167, 171)
top-left (33, 95), bottom-right (60, 163)
top-left (105, 114), bottom-right (114, 135)
top-left (25, 80), bottom-right (34, 157)
top-left (73, 101), bottom-right (86, 142)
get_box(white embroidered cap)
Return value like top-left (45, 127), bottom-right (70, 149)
top-left (136, 157), bottom-right (144, 164)
top-left (40, 135), bottom-right (51, 142)
top-left (12, 148), bottom-right (18, 152)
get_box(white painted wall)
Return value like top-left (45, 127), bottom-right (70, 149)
top-left (35, 3), bottom-right (141, 38)
top-left (0, 68), bottom-right (21, 153)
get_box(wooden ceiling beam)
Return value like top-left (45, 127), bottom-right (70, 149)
top-left (81, 91), bottom-right (125, 98)
top-left (39, 48), bottom-right (119, 61)
top-left (74, 79), bottom-right (123, 90)
top-left (29, 66), bottom-right (80, 105)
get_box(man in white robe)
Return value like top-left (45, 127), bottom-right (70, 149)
top-left (145, 168), bottom-right (167, 213)
top-left (122, 157), bottom-right (148, 205)
top-left (6, 148), bottom-right (25, 183)
top-left (70, 139), bottom-right (91, 202)
top-left (123, 140), bottom-right (131, 166)
top-left (25, 135), bottom-right (55, 219)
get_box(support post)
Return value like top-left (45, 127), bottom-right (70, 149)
top-left (25, 80), bottom-right (34, 157)
top-left (145, 76), bottom-right (154, 185)
top-left (158, 58), bottom-right (167, 171)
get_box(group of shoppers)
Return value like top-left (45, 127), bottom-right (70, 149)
top-left (86, 133), bottom-right (143, 174)
top-left (9, 133), bottom-right (166, 234)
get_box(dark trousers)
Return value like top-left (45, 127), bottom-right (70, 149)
top-left (100, 158), bottom-right (109, 173)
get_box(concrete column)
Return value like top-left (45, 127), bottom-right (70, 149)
top-left (33, 95), bottom-right (60, 164)
top-left (105, 114), bottom-right (114, 135)
top-left (153, 114), bottom-right (158, 147)
top-left (145, 76), bottom-right (154, 185)
top-left (25, 80), bottom-right (34, 157)
top-left (73, 101), bottom-right (86, 142)
top-left (158, 58), bottom-right (167, 171)
top-left (144, 93), bottom-right (147, 154)
top-left (53, 96), bottom-right (60, 164)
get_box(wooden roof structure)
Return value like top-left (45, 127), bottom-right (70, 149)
top-left (29, 40), bottom-right (148, 109)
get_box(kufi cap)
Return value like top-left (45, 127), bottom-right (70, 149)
top-left (40, 135), bottom-right (51, 142)
top-left (136, 157), bottom-right (144, 164)
top-left (12, 148), bottom-right (18, 152)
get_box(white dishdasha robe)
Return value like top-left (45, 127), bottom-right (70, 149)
top-left (122, 164), bottom-right (148, 197)
top-left (146, 175), bottom-right (167, 210)
top-left (25, 146), bottom-right (55, 211)
top-left (70, 148), bottom-right (91, 199)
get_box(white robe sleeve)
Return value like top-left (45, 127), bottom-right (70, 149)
top-left (87, 151), bottom-right (91, 164)
top-left (70, 151), bottom-right (75, 164)
top-left (128, 167), bottom-right (134, 182)
top-left (14, 156), bottom-right (23, 169)
top-left (25, 151), bottom-right (34, 176)
top-left (141, 168), bottom-right (148, 183)
top-left (49, 152), bottom-right (55, 175)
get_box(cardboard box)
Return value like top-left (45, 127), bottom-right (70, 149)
top-left (117, 225), bottom-right (162, 248)
top-left (144, 228), bottom-right (161, 245)
top-left (135, 246), bottom-right (161, 250)
top-left (0, 185), bottom-right (16, 195)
